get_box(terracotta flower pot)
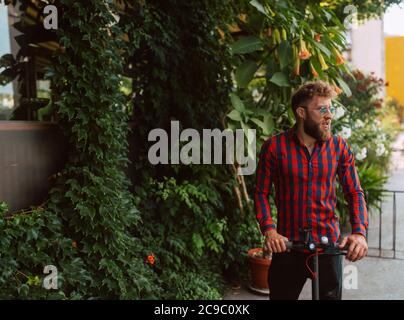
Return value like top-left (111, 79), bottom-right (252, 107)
top-left (248, 248), bottom-right (271, 294)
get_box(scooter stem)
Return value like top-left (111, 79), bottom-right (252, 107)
top-left (312, 251), bottom-right (319, 300)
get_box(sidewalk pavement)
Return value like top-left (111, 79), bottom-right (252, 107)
top-left (224, 256), bottom-right (404, 300)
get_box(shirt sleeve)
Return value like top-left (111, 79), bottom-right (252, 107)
top-left (254, 139), bottom-right (276, 234)
top-left (337, 138), bottom-right (369, 237)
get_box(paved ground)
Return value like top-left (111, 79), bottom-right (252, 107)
top-left (224, 256), bottom-right (404, 300)
top-left (224, 133), bottom-right (404, 300)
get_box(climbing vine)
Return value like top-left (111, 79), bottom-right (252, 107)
top-left (0, 0), bottom-right (160, 299)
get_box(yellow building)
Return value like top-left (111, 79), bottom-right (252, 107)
top-left (386, 36), bottom-right (404, 105)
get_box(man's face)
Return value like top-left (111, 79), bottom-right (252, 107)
top-left (302, 96), bottom-right (333, 141)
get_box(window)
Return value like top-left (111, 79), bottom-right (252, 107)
top-left (0, 3), bottom-right (14, 120)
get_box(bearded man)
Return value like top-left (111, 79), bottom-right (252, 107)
top-left (254, 81), bottom-right (368, 300)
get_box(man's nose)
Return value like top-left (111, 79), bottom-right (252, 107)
top-left (324, 110), bottom-right (333, 119)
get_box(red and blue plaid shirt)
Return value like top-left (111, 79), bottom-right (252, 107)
top-left (254, 124), bottom-right (368, 243)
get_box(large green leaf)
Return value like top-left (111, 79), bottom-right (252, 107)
top-left (235, 60), bottom-right (259, 88)
top-left (250, 117), bottom-right (265, 129)
top-left (313, 42), bottom-right (332, 57)
top-left (311, 58), bottom-right (324, 78)
top-left (230, 36), bottom-right (263, 54)
top-left (336, 77), bottom-right (352, 97)
top-left (230, 93), bottom-right (246, 113)
top-left (227, 109), bottom-right (242, 121)
top-left (249, 0), bottom-right (269, 17)
top-left (263, 114), bottom-right (274, 135)
top-left (269, 72), bottom-right (290, 87)
top-left (251, 115), bottom-right (273, 135)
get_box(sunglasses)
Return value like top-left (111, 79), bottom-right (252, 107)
top-left (301, 104), bottom-right (336, 116)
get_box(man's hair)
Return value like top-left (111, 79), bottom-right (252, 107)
top-left (291, 81), bottom-right (336, 116)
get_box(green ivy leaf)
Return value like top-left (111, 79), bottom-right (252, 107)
top-left (26, 229), bottom-right (38, 241)
top-left (192, 233), bottom-right (204, 252)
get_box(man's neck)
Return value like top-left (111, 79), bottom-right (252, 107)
top-left (296, 122), bottom-right (316, 148)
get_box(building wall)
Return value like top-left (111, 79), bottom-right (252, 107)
top-left (385, 36), bottom-right (404, 105)
top-left (350, 19), bottom-right (385, 81)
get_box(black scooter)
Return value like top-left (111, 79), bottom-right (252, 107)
top-left (284, 235), bottom-right (348, 300)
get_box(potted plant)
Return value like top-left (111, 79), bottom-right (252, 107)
top-left (247, 247), bottom-right (271, 295)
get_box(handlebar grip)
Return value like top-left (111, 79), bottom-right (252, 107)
top-left (329, 242), bottom-right (349, 251)
top-left (285, 241), bottom-right (293, 250)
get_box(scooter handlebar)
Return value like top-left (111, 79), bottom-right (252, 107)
top-left (284, 240), bottom-right (348, 253)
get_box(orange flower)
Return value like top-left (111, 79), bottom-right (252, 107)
top-left (314, 34), bottom-right (322, 42)
top-left (332, 47), bottom-right (345, 65)
top-left (72, 241), bottom-right (77, 248)
top-left (330, 80), bottom-right (342, 95)
top-left (336, 55), bottom-right (345, 65)
top-left (238, 14), bottom-right (247, 23)
top-left (299, 50), bottom-right (311, 60)
top-left (228, 24), bottom-right (241, 33)
top-left (216, 27), bottom-right (225, 40)
top-left (334, 86), bottom-right (343, 95)
top-left (373, 101), bottom-right (382, 109)
top-left (310, 62), bottom-right (319, 78)
top-left (353, 70), bottom-right (365, 80)
top-left (298, 39), bottom-right (311, 60)
top-left (146, 254), bottom-right (155, 265)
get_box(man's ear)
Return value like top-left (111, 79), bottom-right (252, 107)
top-left (296, 107), bottom-right (306, 120)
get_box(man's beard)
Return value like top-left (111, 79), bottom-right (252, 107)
top-left (303, 115), bottom-right (331, 141)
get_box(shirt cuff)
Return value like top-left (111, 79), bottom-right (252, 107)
top-left (352, 224), bottom-right (367, 238)
top-left (261, 223), bottom-right (276, 235)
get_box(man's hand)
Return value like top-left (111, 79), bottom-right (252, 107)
top-left (263, 229), bottom-right (289, 254)
top-left (339, 233), bottom-right (368, 262)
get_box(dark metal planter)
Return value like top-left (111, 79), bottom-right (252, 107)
top-left (0, 121), bottom-right (66, 213)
